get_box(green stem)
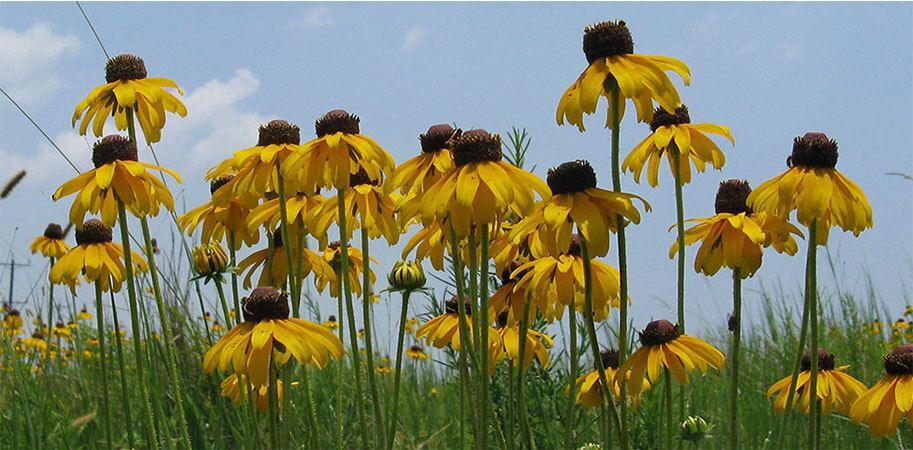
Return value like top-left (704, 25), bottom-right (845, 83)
top-left (45, 257), bottom-right (55, 367)
top-left (227, 233), bottom-right (241, 326)
top-left (507, 358), bottom-right (515, 450)
top-left (479, 224), bottom-right (491, 449)
top-left (336, 191), bottom-right (370, 449)
top-left (775, 255), bottom-right (812, 447)
top-left (664, 369), bottom-right (673, 449)
top-left (609, 80), bottom-right (631, 450)
top-left (94, 282), bottom-right (113, 450)
top-left (388, 290), bottom-right (412, 450)
top-left (139, 217), bottom-right (193, 450)
top-left (108, 288), bottom-right (136, 450)
top-left (449, 227), bottom-right (473, 449)
top-left (276, 170), bottom-right (300, 316)
top-left (214, 281), bottom-right (231, 329)
top-left (115, 201), bottom-right (159, 450)
top-left (361, 226), bottom-right (387, 448)
top-left (672, 148), bottom-right (687, 449)
top-left (580, 237), bottom-right (625, 450)
top-left (335, 276), bottom-right (345, 450)
top-left (566, 307), bottom-right (578, 450)
top-left (729, 269), bottom-right (742, 450)
top-left (807, 221), bottom-right (819, 450)
top-left (267, 353), bottom-right (279, 449)
top-left (516, 297), bottom-right (534, 450)
top-left (300, 365), bottom-right (319, 448)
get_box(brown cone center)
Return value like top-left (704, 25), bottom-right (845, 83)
top-left (242, 287), bottom-right (290, 321)
top-left (714, 179), bottom-right (753, 215)
top-left (76, 219), bottom-right (113, 245)
top-left (583, 20), bottom-right (634, 64)
top-left (639, 319), bottom-right (681, 346)
top-left (452, 129), bottom-right (502, 166)
top-left (105, 54), bottom-right (147, 83)
top-left (315, 109), bottom-right (360, 137)
top-left (92, 135), bottom-right (137, 168)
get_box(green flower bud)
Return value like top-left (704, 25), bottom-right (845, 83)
top-left (388, 260), bottom-right (426, 291)
top-left (192, 242), bottom-right (229, 277)
top-left (679, 415), bottom-right (713, 443)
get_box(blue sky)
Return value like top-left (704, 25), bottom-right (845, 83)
top-left (1, 2), bottom-right (911, 342)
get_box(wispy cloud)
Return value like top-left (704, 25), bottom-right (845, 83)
top-left (303, 6), bottom-right (334, 29)
top-left (0, 24), bottom-right (80, 106)
top-left (401, 26), bottom-right (428, 52)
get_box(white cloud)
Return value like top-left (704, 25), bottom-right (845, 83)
top-left (155, 69), bottom-right (269, 170)
top-left (0, 24), bottom-right (80, 106)
top-left (302, 6), bottom-right (334, 28)
top-left (401, 26), bottom-right (428, 52)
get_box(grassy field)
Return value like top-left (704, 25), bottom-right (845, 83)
top-left (2, 262), bottom-right (910, 449)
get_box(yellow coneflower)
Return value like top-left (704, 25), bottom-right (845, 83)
top-left (512, 235), bottom-right (622, 323)
top-left (406, 345), bottom-right (430, 360)
top-left (52, 136), bottom-right (180, 227)
top-left (387, 124), bottom-right (459, 198)
top-left (404, 318), bottom-right (420, 335)
top-left (851, 344), bottom-right (913, 437)
top-left (247, 190), bottom-right (325, 240)
top-left (72, 54), bottom-right (186, 145)
top-left (492, 313), bottom-right (553, 370)
top-left (616, 319), bottom-right (725, 396)
top-left (556, 20), bottom-right (690, 131)
top-left (573, 350), bottom-right (650, 407)
top-left (282, 110), bottom-right (395, 195)
top-left (376, 365), bottom-right (393, 375)
top-left (322, 315), bottom-right (340, 330)
top-left (2, 309), bottom-right (24, 335)
top-left (315, 242), bottom-right (375, 298)
top-left (510, 160), bottom-right (647, 258)
top-left (623, 106), bottom-right (734, 187)
top-left (416, 297), bottom-right (495, 351)
top-left (50, 219), bottom-right (148, 293)
top-left (768, 349), bottom-right (867, 416)
top-left (30, 223), bottom-right (70, 259)
top-left (401, 217), bottom-right (452, 271)
top-left (211, 323), bottom-right (225, 334)
top-left (488, 263), bottom-right (533, 326)
top-left (51, 322), bottom-right (72, 341)
top-left (405, 129), bottom-right (550, 237)
top-left (237, 234), bottom-right (335, 290)
top-left (308, 170), bottom-right (401, 245)
top-left (15, 331), bottom-right (49, 355)
top-left (747, 132), bottom-right (872, 245)
top-left (203, 287), bottom-right (344, 387)
top-left (177, 175), bottom-right (260, 250)
top-left (208, 120), bottom-right (304, 203)
top-left (66, 321), bottom-right (79, 331)
top-left (87, 337), bottom-right (99, 347)
top-left (671, 180), bottom-right (803, 278)
top-left (76, 306), bottom-right (94, 321)
top-left (220, 373), bottom-right (283, 413)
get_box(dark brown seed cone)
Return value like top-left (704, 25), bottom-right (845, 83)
top-left (547, 160), bottom-right (598, 195)
top-left (43, 223), bottom-right (64, 240)
top-left (315, 109), bottom-right (360, 137)
top-left (800, 348), bottom-right (836, 371)
top-left (583, 20), bottom-right (634, 64)
top-left (75, 219), bottom-right (113, 245)
top-left (884, 344), bottom-right (913, 375)
top-left (242, 287), bottom-right (290, 322)
top-left (500, 261), bottom-right (523, 285)
top-left (445, 296), bottom-right (473, 315)
top-left (409, 344), bottom-right (424, 352)
top-left (105, 54), bottom-right (147, 83)
top-left (327, 315), bottom-right (337, 322)
top-left (598, 349), bottom-right (621, 370)
top-left (420, 124), bottom-right (461, 154)
top-left (350, 168), bottom-right (379, 187)
top-left (452, 129), bottom-right (502, 166)
top-left (257, 120), bottom-right (301, 146)
top-left (92, 135), bottom-right (137, 168)
top-left (638, 319), bottom-right (682, 346)
top-left (788, 132), bottom-right (838, 169)
top-left (210, 175), bottom-right (235, 195)
top-left (714, 180), bottom-right (753, 215)
top-left (496, 310), bottom-right (509, 328)
top-left (649, 105), bottom-right (691, 132)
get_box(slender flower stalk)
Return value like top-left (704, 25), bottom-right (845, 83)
top-left (337, 192), bottom-right (370, 448)
top-left (388, 290), bottom-right (411, 449)
top-left (267, 354), bottom-right (280, 449)
top-left (478, 224), bottom-right (492, 448)
top-left (126, 109), bottom-right (192, 450)
top-left (449, 228), bottom-right (473, 449)
top-left (515, 298), bottom-right (534, 449)
top-left (93, 282), bottom-right (113, 450)
top-left (108, 288), bottom-right (136, 450)
top-left (565, 307), bottom-right (578, 449)
top-left (807, 221), bottom-right (819, 450)
top-left (580, 236), bottom-right (624, 449)
top-left (275, 170), bottom-right (300, 316)
top-left (730, 268), bottom-right (742, 449)
top-left (360, 227), bottom-right (386, 448)
top-left (115, 204), bottom-right (159, 449)
top-left (227, 232), bottom-right (241, 325)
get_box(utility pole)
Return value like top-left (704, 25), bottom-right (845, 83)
top-left (0, 256), bottom-right (30, 306)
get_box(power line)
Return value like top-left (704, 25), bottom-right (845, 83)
top-left (0, 87), bottom-right (82, 174)
top-left (76, 1), bottom-right (110, 59)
